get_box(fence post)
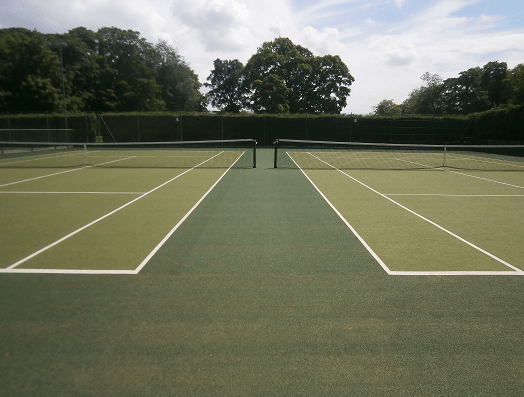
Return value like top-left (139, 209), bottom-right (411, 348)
top-left (263, 116), bottom-right (266, 147)
top-left (84, 113), bottom-right (89, 142)
top-left (431, 115), bottom-right (435, 144)
top-left (136, 113), bottom-right (139, 142)
top-left (7, 111), bottom-right (10, 141)
top-left (305, 113), bottom-right (308, 140)
top-left (520, 112), bottom-right (524, 144)
top-left (180, 111), bottom-right (183, 141)
top-left (97, 111), bottom-right (101, 142)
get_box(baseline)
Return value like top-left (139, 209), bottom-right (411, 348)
top-left (0, 191), bottom-right (145, 195)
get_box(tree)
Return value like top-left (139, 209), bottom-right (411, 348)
top-left (421, 72), bottom-right (443, 87)
top-left (47, 27), bottom-right (107, 112)
top-left (308, 54), bottom-right (353, 114)
top-left (373, 99), bottom-right (402, 116)
top-left (441, 67), bottom-right (489, 115)
top-left (251, 74), bottom-right (290, 113)
top-left (95, 27), bottom-right (166, 111)
top-left (0, 29), bottom-right (64, 112)
top-left (481, 61), bottom-right (507, 108)
top-left (205, 59), bottom-right (248, 112)
top-left (243, 37), bottom-right (354, 114)
top-left (0, 26), bottom-right (210, 113)
top-left (155, 40), bottom-right (206, 111)
top-left (401, 73), bottom-right (445, 115)
top-left (503, 64), bottom-right (524, 106)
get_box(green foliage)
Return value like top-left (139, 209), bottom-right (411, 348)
top-left (0, 30), bottom-right (353, 115)
top-left (252, 74), bottom-right (290, 113)
top-left (155, 40), bottom-right (206, 112)
top-left (243, 37), bottom-right (354, 114)
top-left (0, 27), bottom-right (205, 113)
top-left (0, 29), bottom-right (62, 111)
top-left (504, 64), bottom-right (524, 106)
top-left (372, 99), bottom-right (402, 116)
top-left (205, 59), bottom-right (249, 113)
top-left (390, 61), bottom-right (522, 117)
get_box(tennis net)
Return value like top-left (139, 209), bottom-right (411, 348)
top-left (0, 139), bottom-right (256, 169)
top-left (274, 139), bottom-right (524, 171)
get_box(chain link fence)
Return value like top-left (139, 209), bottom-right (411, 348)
top-left (1, 111), bottom-right (523, 146)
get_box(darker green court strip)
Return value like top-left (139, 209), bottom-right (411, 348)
top-left (143, 149), bottom-right (380, 274)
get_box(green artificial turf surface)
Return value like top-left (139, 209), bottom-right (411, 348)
top-left (1, 149), bottom-right (524, 396)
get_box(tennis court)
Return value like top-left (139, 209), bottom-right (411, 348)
top-left (1, 142), bottom-right (524, 396)
top-left (0, 140), bottom-right (255, 273)
top-left (277, 140), bottom-right (524, 275)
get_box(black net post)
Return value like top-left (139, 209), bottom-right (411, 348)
top-left (274, 139), bottom-right (279, 168)
top-left (253, 139), bottom-right (257, 168)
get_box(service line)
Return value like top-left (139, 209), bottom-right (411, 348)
top-left (0, 155), bottom-right (136, 188)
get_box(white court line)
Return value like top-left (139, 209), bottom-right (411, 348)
top-left (302, 152), bottom-right (524, 276)
top-left (0, 191), bottom-right (145, 195)
top-left (385, 194), bottom-right (524, 197)
top-left (0, 156), bottom-right (136, 188)
top-left (0, 268), bottom-right (137, 275)
top-left (446, 153), bottom-right (524, 169)
top-left (3, 152), bottom-right (225, 272)
top-left (449, 171), bottom-right (524, 189)
top-left (0, 150), bottom-right (82, 166)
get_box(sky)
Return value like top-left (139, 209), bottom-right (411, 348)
top-left (2, 0), bottom-right (524, 114)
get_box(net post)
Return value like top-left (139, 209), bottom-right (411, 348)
top-left (443, 146), bottom-right (447, 171)
top-left (274, 139), bottom-right (278, 168)
top-left (83, 144), bottom-right (87, 166)
top-left (253, 139), bottom-right (257, 168)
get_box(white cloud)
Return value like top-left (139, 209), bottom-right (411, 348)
top-left (301, 26), bottom-right (346, 55)
top-left (172, 0), bottom-right (251, 51)
top-left (395, 0), bottom-right (405, 7)
top-left (170, 0), bottom-right (296, 53)
top-left (369, 35), bottom-right (418, 66)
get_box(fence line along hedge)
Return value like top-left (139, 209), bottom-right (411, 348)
top-left (1, 111), bottom-right (523, 145)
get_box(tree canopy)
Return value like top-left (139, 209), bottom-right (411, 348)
top-left (373, 61), bottom-right (524, 116)
top-left (204, 59), bottom-right (249, 113)
top-left (206, 37), bottom-right (354, 114)
top-left (0, 27), bottom-right (206, 112)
